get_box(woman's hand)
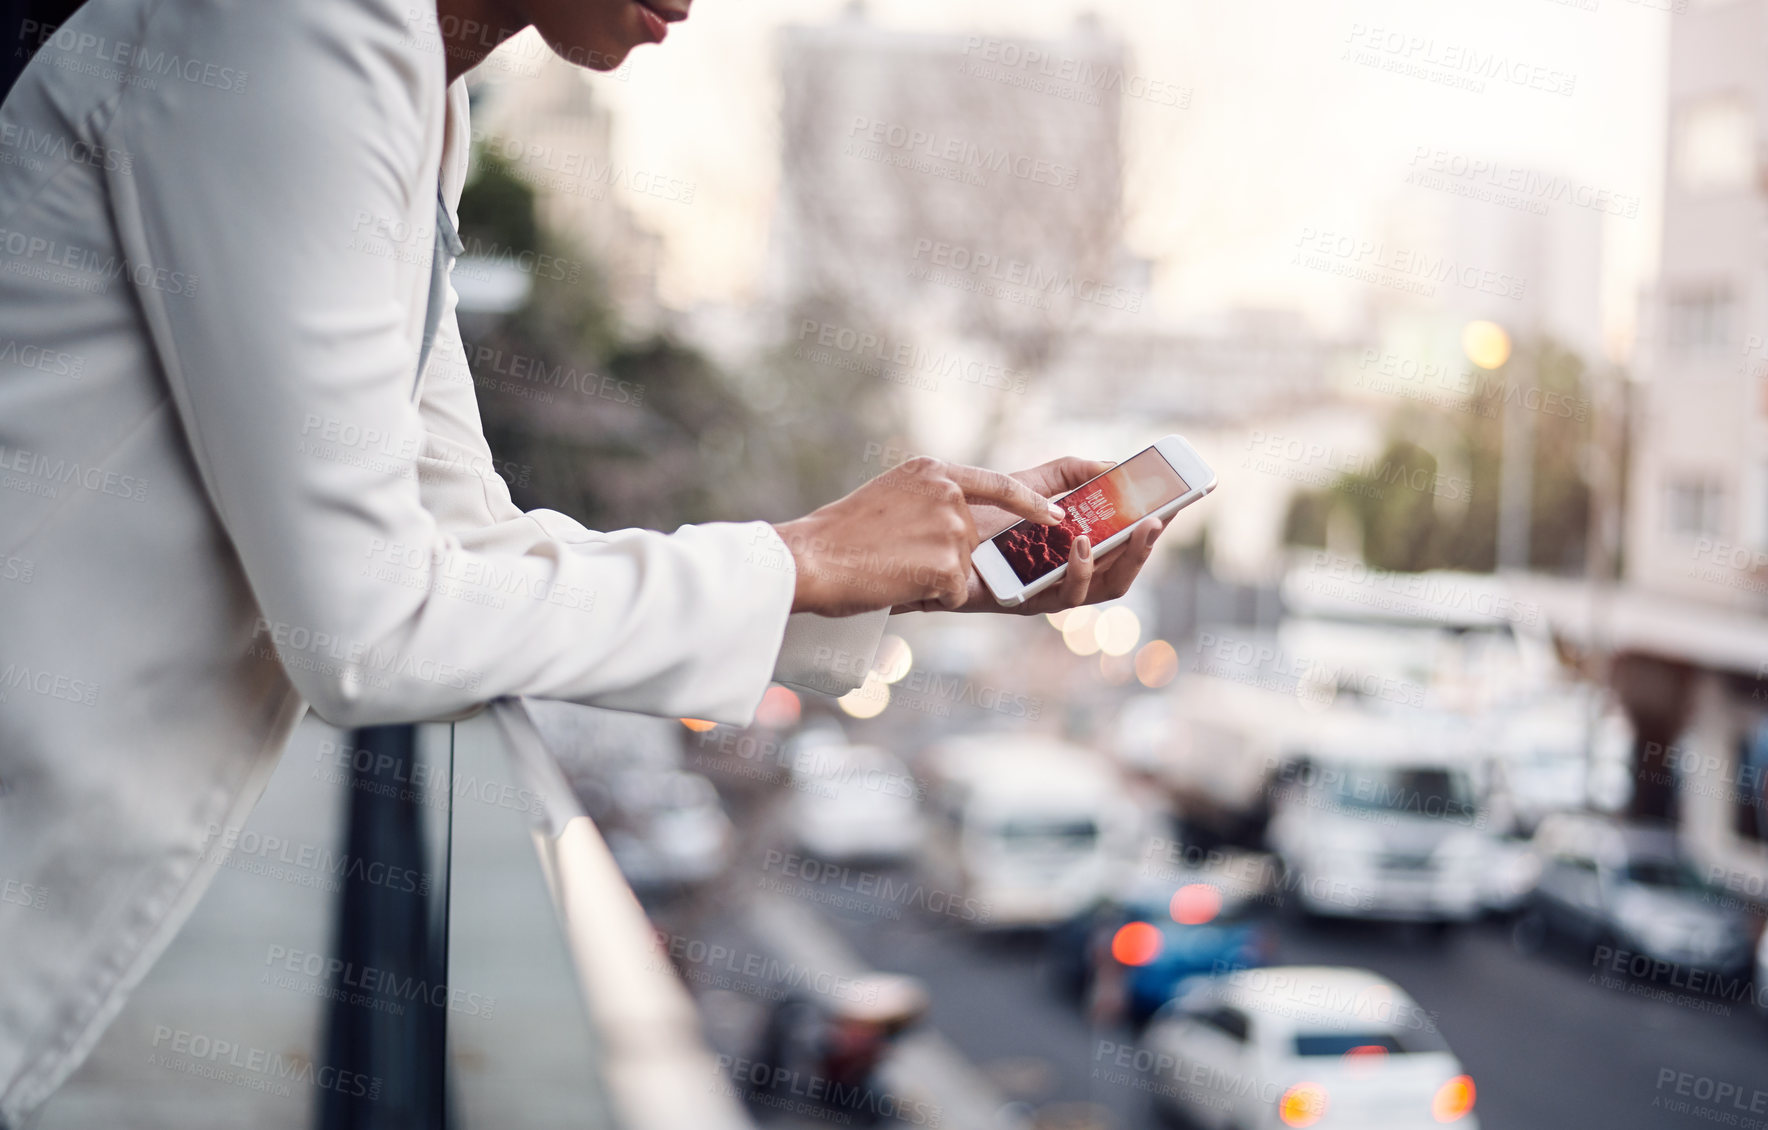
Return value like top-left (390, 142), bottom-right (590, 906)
top-left (770, 456), bottom-right (1066, 618)
top-left (890, 456), bottom-right (1168, 616)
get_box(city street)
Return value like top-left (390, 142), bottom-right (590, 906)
top-left (670, 796), bottom-right (1768, 1130)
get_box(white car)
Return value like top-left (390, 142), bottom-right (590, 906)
top-left (604, 770), bottom-right (733, 890)
top-left (922, 735), bottom-right (1136, 929)
top-left (787, 744), bottom-right (924, 863)
top-left (1142, 966), bottom-right (1478, 1129)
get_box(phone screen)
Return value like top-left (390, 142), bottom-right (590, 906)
top-left (993, 446), bottom-right (1190, 585)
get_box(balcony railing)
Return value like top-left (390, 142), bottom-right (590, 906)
top-left (33, 703), bottom-right (752, 1130)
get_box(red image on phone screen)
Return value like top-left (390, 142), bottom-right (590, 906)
top-left (993, 447), bottom-right (1189, 585)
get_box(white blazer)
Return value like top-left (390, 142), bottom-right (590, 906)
top-left (0, 0), bottom-right (886, 1118)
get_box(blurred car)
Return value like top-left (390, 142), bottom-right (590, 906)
top-left (922, 735), bottom-right (1136, 929)
top-left (604, 770), bottom-right (733, 891)
top-left (1476, 834), bottom-right (1542, 917)
top-left (1049, 873), bottom-right (1275, 1026)
top-left (1757, 928), bottom-right (1768, 1022)
top-left (787, 743), bottom-right (924, 864)
top-left (1142, 966), bottom-right (1478, 1129)
top-left (1525, 813), bottom-right (1754, 974)
top-left (1265, 716), bottom-right (1489, 925)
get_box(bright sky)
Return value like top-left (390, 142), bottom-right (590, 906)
top-left (575, 0), bottom-right (1669, 352)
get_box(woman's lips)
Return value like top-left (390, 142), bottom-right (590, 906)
top-left (635, 0), bottom-right (670, 42)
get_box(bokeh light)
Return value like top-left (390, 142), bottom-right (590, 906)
top-left (1110, 921), bottom-right (1163, 966)
top-left (1134, 640), bottom-right (1179, 688)
top-left (1099, 651), bottom-right (1135, 685)
top-left (1279, 1082), bottom-right (1329, 1127)
top-left (1461, 320), bottom-right (1511, 371)
top-left (754, 685), bottom-right (801, 729)
top-left (871, 634), bottom-right (913, 684)
top-left (1094, 606), bottom-right (1141, 656)
top-left (1170, 883), bottom-right (1222, 925)
top-left (1433, 1075), bottom-right (1476, 1122)
top-left (837, 672), bottom-right (890, 719)
top-left (1062, 606), bottom-right (1101, 655)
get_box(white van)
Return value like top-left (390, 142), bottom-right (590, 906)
top-left (1264, 713), bottom-right (1490, 924)
top-left (921, 735), bottom-right (1136, 929)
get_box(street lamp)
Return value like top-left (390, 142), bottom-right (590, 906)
top-left (1464, 320), bottom-right (1531, 572)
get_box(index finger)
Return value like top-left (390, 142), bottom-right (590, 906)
top-left (1033, 456), bottom-right (1114, 495)
top-left (945, 462), bottom-right (1064, 527)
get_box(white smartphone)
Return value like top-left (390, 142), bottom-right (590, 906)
top-left (971, 435), bottom-right (1217, 607)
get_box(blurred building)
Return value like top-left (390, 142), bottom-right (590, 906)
top-left (468, 40), bottom-right (665, 334)
top-left (767, 6), bottom-right (1133, 323)
top-left (1522, 0), bottom-right (1768, 896)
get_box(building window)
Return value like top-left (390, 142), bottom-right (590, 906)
top-left (1665, 286), bottom-right (1734, 351)
top-left (1676, 96), bottom-right (1754, 193)
top-left (1734, 723), bottom-right (1768, 847)
top-left (1666, 476), bottom-right (1726, 539)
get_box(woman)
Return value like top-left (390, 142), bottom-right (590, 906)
top-left (0, 0), bottom-right (1166, 1118)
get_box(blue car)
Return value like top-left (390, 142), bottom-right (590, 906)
top-left (1050, 876), bottom-right (1275, 1026)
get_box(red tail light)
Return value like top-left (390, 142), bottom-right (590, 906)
top-left (1433, 1074), bottom-right (1476, 1122)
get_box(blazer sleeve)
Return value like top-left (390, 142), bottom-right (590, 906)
top-left (415, 297), bottom-right (890, 700)
top-left (100, 0), bottom-right (803, 727)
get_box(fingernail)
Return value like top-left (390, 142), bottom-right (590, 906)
top-left (1076, 535), bottom-right (1091, 561)
top-left (1046, 502), bottom-right (1065, 522)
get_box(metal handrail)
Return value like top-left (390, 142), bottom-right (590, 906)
top-left (488, 700), bottom-right (754, 1130)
